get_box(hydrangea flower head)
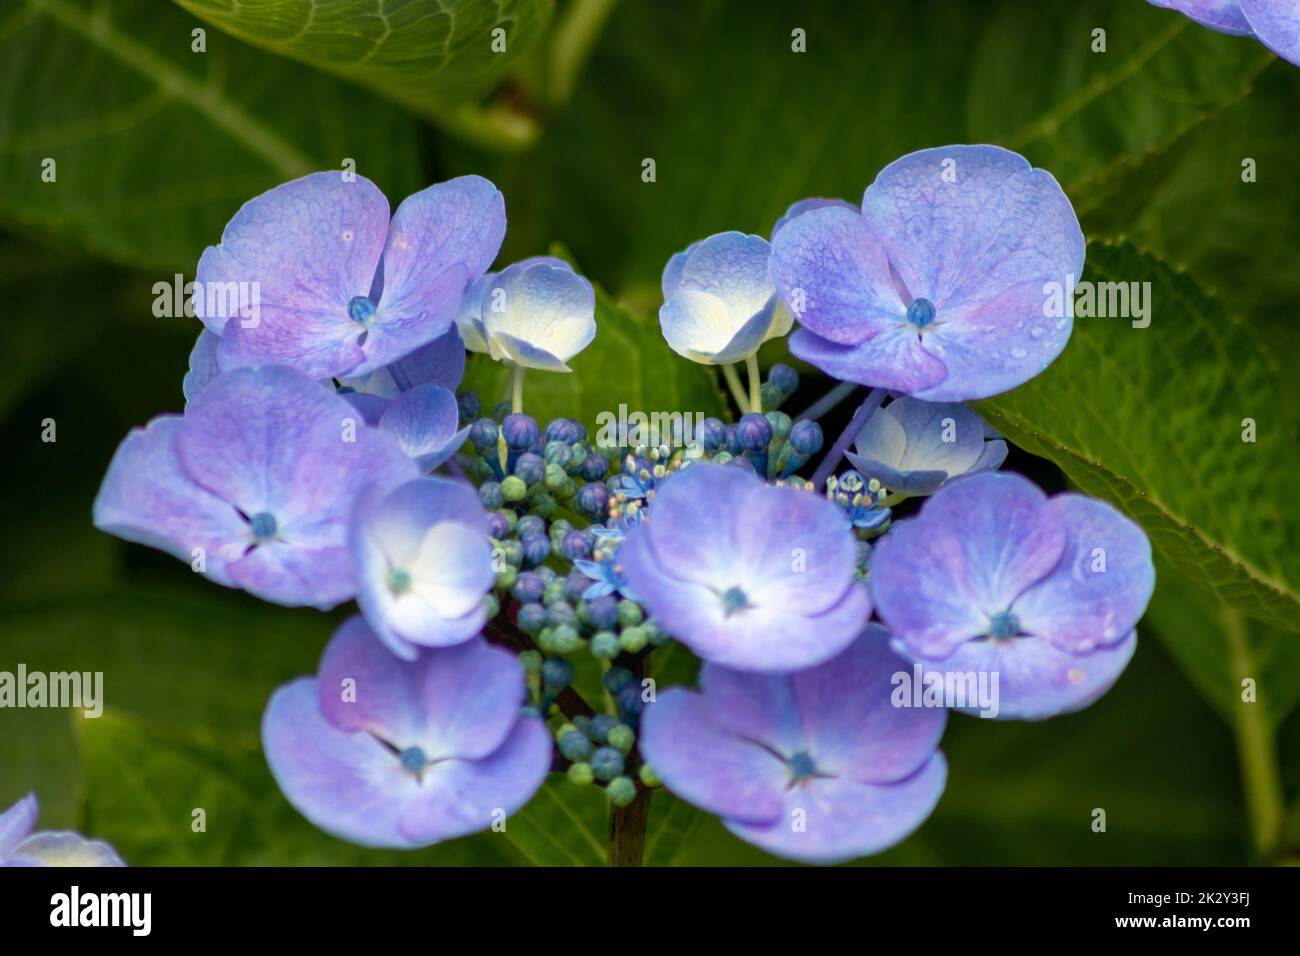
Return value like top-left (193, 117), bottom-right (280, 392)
top-left (263, 617), bottom-right (550, 849)
top-left (640, 627), bottom-right (946, 863)
top-left (350, 477), bottom-right (495, 659)
top-left (1147, 0), bottom-right (1300, 64)
top-left (619, 462), bottom-right (871, 672)
top-left (196, 172), bottom-right (504, 380)
top-left (770, 145), bottom-right (1085, 401)
top-left (869, 472), bottom-right (1155, 719)
top-left (480, 258), bottom-right (596, 371)
top-left (94, 366), bottom-right (420, 609)
top-left (0, 794), bottom-right (125, 867)
top-left (659, 231), bottom-right (791, 364)
top-left (845, 396), bottom-right (1007, 495)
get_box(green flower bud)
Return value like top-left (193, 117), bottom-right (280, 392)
top-left (607, 723), bottom-right (636, 755)
top-left (605, 776), bottom-right (637, 807)
top-left (759, 382), bottom-right (785, 412)
top-left (543, 579), bottom-right (568, 606)
top-left (535, 628), bottom-right (557, 654)
top-left (638, 763), bottom-right (661, 789)
top-left (567, 762), bottom-right (595, 786)
top-left (545, 462), bottom-right (568, 491)
top-left (617, 599), bottom-right (644, 628)
top-left (550, 624), bottom-right (582, 654)
top-left (501, 475), bottom-right (527, 501)
top-left (765, 410), bottom-right (792, 441)
top-left (590, 631), bottom-right (620, 659)
top-left (618, 625), bottom-right (647, 654)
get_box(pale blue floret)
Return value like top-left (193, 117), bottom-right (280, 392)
top-left (870, 472), bottom-right (1156, 720)
top-left (846, 396), bottom-right (1008, 496)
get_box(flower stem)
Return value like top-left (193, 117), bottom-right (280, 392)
top-left (722, 363), bottom-right (750, 414)
top-left (1224, 608), bottom-right (1285, 859)
top-left (796, 380), bottom-right (857, 422)
top-left (745, 353), bottom-right (762, 414)
top-left (607, 788), bottom-right (651, 866)
top-left (809, 387), bottom-right (886, 492)
top-left (510, 364), bottom-right (525, 414)
top-left (607, 650), bottom-right (651, 866)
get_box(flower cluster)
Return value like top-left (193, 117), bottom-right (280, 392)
top-left (86, 145), bottom-right (1155, 865)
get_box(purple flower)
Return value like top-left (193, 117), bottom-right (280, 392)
top-left (619, 463), bottom-right (871, 673)
top-left (771, 198), bottom-right (857, 239)
top-left (350, 477), bottom-right (495, 659)
top-left (372, 385), bottom-right (470, 472)
top-left (770, 145), bottom-right (1085, 401)
top-left (1238, 0), bottom-right (1300, 64)
top-left (339, 324), bottom-right (467, 402)
top-left (1144, 0), bottom-right (1252, 35)
top-left (845, 396), bottom-right (1007, 496)
top-left (640, 627), bottom-right (946, 863)
top-left (262, 616), bottom-right (550, 849)
top-left (196, 172), bottom-right (504, 380)
top-left (94, 366), bottom-right (419, 609)
top-left (1148, 0), bottom-right (1300, 64)
top-left (573, 526), bottom-right (638, 600)
top-left (0, 794), bottom-right (124, 867)
top-left (659, 232), bottom-right (789, 365)
top-left (869, 472), bottom-right (1154, 720)
top-left (182, 329), bottom-right (222, 403)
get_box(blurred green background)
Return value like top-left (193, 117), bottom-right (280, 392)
top-left (1, 0), bottom-right (1298, 866)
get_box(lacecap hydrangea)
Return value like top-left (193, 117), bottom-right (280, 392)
top-left (88, 146), bottom-right (1155, 865)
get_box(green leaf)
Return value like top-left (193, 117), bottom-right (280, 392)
top-left (979, 241), bottom-right (1300, 631)
top-left (79, 712), bottom-right (518, 865)
top-left (0, 709), bottom-right (82, 830)
top-left (1146, 559), bottom-right (1300, 729)
top-left (1092, 63), bottom-right (1300, 413)
top-left (173, 0), bottom-right (554, 147)
top-left (969, 2), bottom-right (1271, 209)
top-left (461, 269), bottom-right (726, 433)
top-left (0, 583), bottom-right (332, 747)
top-left (502, 776), bottom-right (608, 866)
top-left (0, 0), bottom-right (424, 270)
top-left (643, 791), bottom-right (703, 867)
top-left (0, 244), bottom-right (124, 419)
top-left (454, 0), bottom-right (1269, 296)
